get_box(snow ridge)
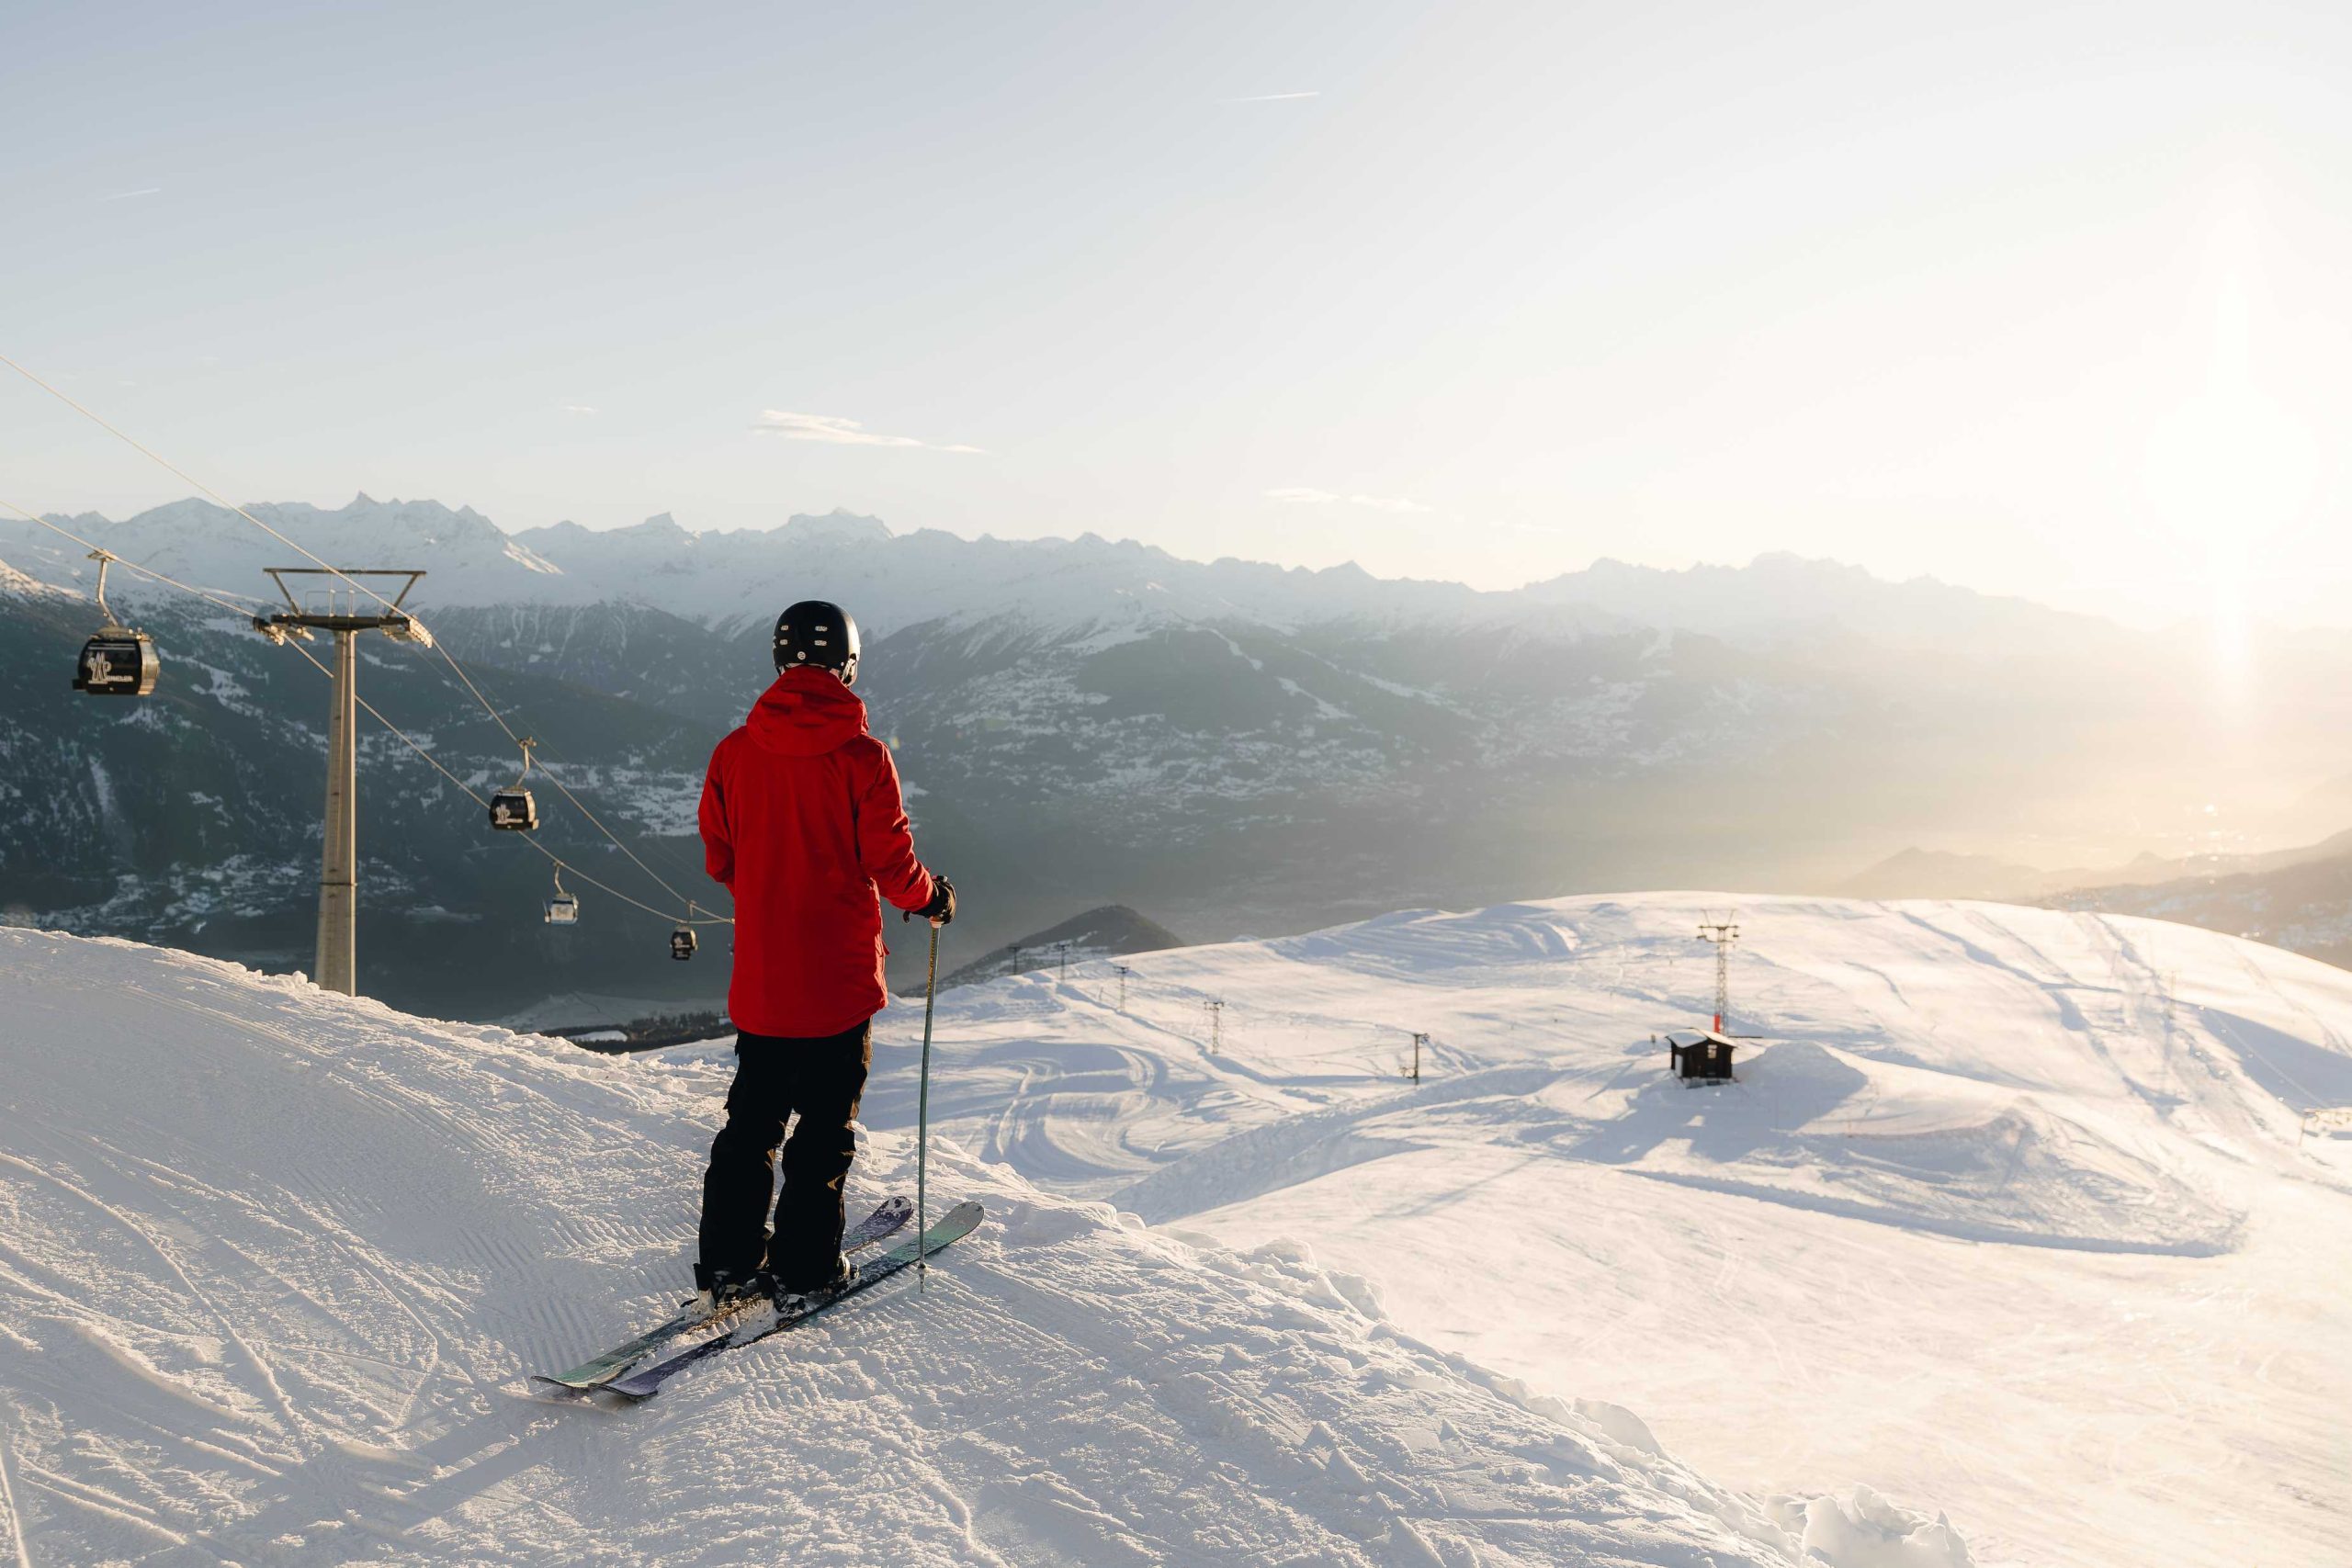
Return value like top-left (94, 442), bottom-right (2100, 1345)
top-left (0, 927), bottom-right (1965, 1567)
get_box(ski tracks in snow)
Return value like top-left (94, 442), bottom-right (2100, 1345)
top-left (862, 896), bottom-right (2352, 1567)
top-left (0, 929), bottom-right (1850, 1567)
top-left (12, 900), bottom-right (2345, 1565)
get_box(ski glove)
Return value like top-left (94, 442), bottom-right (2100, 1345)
top-left (908, 874), bottom-right (956, 927)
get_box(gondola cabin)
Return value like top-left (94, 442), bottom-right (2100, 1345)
top-left (544, 892), bottom-right (580, 925)
top-left (489, 789), bottom-right (538, 831)
top-left (670, 925), bottom-right (698, 961)
top-left (1666, 1031), bottom-right (1739, 1083)
top-left (74, 630), bottom-right (159, 696)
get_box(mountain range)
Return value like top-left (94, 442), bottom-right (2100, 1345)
top-left (2041, 834), bottom-right (2352, 970)
top-left (6, 492), bottom-right (2350, 1016)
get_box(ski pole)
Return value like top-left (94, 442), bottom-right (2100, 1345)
top-left (917, 918), bottom-right (939, 1291)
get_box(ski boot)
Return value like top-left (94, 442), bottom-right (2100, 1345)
top-left (773, 1252), bottom-right (857, 1310)
top-left (691, 1263), bottom-right (775, 1315)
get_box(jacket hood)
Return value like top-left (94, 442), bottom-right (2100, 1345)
top-left (745, 667), bottom-right (869, 757)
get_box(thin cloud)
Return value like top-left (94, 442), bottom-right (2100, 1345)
top-left (752, 410), bottom-right (984, 453)
top-left (96, 186), bottom-right (163, 202)
top-left (1222, 91), bottom-right (1320, 104)
top-left (1265, 487), bottom-right (1430, 514)
top-left (560, 403), bottom-right (599, 416)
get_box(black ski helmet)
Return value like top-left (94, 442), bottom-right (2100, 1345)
top-left (773, 600), bottom-right (861, 685)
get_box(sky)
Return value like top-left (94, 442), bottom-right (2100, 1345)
top-left (5, 0), bottom-right (2351, 627)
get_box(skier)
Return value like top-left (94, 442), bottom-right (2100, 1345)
top-left (693, 599), bottom-right (955, 1309)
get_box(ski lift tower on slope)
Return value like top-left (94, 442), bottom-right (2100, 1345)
top-left (251, 568), bottom-right (432, 998)
top-left (1665, 916), bottom-right (1751, 1083)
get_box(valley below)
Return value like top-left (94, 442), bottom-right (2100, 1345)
top-left (9, 496), bottom-right (2352, 1023)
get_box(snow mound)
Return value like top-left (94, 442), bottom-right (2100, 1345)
top-left (1601, 1043), bottom-right (2242, 1254)
top-left (1762, 1487), bottom-right (1973, 1568)
top-left (0, 929), bottom-right (1953, 1566)
top-left (851, 893), bottom-right (2352, 1568)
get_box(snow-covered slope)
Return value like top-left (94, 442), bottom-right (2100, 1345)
top-left (833, 896), bottom-right (2352, 1568)
top-left (0, 558), bottom-right (74, 603)
top-left (0, 929), bottom-right (1964, 1567)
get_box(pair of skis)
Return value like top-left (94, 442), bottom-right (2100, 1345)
top-left (534, 1194), bottom-right (983, 1402)
top-left (553, 916), bottom-right (969, 1402)
top-left (532, 1196), bottom-right (912, 1394)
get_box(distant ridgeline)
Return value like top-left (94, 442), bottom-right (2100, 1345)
top-left (1841, 829), bottom-right (2352, 973)
top-left (546, 1010), bottom-right (732, 1055)
top-left (937, 904), bottom-right (1187, 991)
top-left (2040, 839), bottom-right (2352, 972)
top-left (9, 493), bottom-right (2352, 1020)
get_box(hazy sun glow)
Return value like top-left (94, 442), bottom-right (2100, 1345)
top-left (2140, 186), bottom-right (2318, 693)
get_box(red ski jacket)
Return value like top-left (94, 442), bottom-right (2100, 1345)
top-left (698, 667), bottom-right (937, 1038)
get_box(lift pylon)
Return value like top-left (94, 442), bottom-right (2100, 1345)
top-left (1696, 916), bottom-right (1740, 1033)
top-left (252, 569), bottom-right (431, 997)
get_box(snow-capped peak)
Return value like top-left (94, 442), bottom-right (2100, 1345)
top-left (0, 555), bottom-right (76, 602)
top-left (786, 507), bottom-right (893, 542)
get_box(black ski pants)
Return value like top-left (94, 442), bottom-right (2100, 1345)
top-left (697, 1020), bottom-right (871, 1293)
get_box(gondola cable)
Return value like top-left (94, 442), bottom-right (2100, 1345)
top-left (1, 353), bottom-right (714, 922)
top-left (3, 498), bottom-right (733, 930)
top-left (452, 654), bottom-right (705, 905)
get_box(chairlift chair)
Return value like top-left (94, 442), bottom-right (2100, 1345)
top-left (72, 552), bottom-right (159, 697)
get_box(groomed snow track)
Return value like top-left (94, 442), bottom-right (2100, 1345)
top-left (845, 894), bottom-right (2352, 1568)
top-left (0, 929), bottom-right (1960, 1567)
